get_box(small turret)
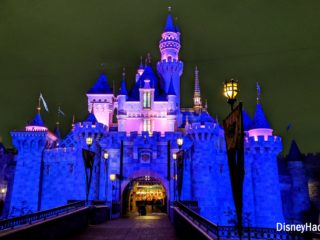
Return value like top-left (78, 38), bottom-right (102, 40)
top-left (135, 57), bottom-right (145, 82)
top-left (157, 7), bottom-right (183, 111)
top-left (86, 71), bottom-right (115, 127)
top-left (245, 83), bottom-right (284, 227)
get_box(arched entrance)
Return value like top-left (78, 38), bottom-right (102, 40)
top-left (122, 176), bottom-right (167, 216)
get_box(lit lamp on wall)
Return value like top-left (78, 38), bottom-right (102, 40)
top-left (103, 150), bottom-right (109, 160)
top-left (223, 78), bottom-right (239, 110)
top-left (103, 150), bottom-right (109, 202)
top-left (0, 187), bottom-right (7, 200)
top-left (110, 174), bottom-right (116, 182)
top-left (86, 136), bottom-right (93, 148)
top-left (177, 137), bottom-right (183, 150)
top-left (110, 173), bottom-right (116, 216)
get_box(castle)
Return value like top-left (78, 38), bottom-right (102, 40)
top-left (2, 10), bottom-right (313, 228)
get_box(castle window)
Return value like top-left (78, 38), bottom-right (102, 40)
top-left (143, 92), bottom-right (151, 109)
top-left (143, 119), bottom-right (151, 133)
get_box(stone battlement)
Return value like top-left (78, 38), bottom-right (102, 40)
top-left (245, 135), bottom-right (282, 153)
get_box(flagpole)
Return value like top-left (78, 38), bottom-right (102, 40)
top-left (37, 94), bottom-right (41, 113)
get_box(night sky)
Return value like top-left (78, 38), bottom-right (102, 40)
top-left (0, 0), bottom-right (319, 153)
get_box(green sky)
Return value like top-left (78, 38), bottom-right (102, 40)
top-left (0, 0), bottom-right (319, 154)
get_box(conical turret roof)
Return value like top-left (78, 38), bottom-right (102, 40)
top-left (242, 109), bottom-right (252, 131)
top-left (87, 73), bottom-right (113, 94)
top-left (287, 140), bottom-right (304, 161)
top-left (85, 112), bottom-right (97, 123)
top-left (250, 103), bottom-right (271, 129)
top-left (28, 113), bottom-right (45, 127)
top-left (164, 14), bottom-right (176, 32)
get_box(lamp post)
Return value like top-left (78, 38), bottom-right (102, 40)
top-left (223, 78), bottom-right (239, 111)
top-left (110, 173), bottom-right (116, 216)
top-left (223, 79), bottom-right (244, 239)
top-left (103, 150), bottom-right (109, 202)
top-left (82, 136), bottom-right (95, 205)
top-left (172, 153), bottom-right (177, 201)
top-left (176, 137), bottom-right (184, 201)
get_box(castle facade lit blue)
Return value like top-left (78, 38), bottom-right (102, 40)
top-left (4, 11), bottom-right (310, 228)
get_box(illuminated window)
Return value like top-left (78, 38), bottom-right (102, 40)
top-left (143, 92), bottom-right (151, 109)
top-left (143, 119), bottom-right (151, 133)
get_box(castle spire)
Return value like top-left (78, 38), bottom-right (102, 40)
top-left (119, 67), bottom-right (128, 95)
top-left (193, 66), bottom-right (202, 112)
top-left (256, 82), bottom-right (261, 104)
top-left (164, 7), bottom-right (175, 32)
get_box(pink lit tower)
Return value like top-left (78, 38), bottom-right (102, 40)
top-left (157, 7), bottom-right (183, 112)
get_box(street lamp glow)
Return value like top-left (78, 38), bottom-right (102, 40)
top-left (109, 174), bottom-right (116, 181)
top-left (223, 79), bottom-right (238, 100)
top-left (223, 79), bottom-right (239, 110)
top-left (86, 137), bottom-right (93, 146)
top-left (1, 188), bottom-right (6, 194)
top-left (177, 137), bottom-right (183, 148)
top-left (172, 153), bottom-right (177, 160)
top-left (103, 150), bottom-right (109, 160)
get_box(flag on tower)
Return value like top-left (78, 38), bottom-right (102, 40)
top-left (58, 106), bottom-right (65, 117)
top-left (39, 93), bottom-right (49, 112)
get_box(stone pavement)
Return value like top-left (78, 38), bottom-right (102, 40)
top-left (68, 214), bottom-right (181, 240)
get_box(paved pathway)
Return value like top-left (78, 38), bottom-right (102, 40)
top-left (69, 214), bottom-right (181, 240)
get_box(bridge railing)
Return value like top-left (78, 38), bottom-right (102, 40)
top-left (174, 201), bottom-right (219, 238)
top-left (0, 200), bottom-right (86, 231)
top-left (174, 201), bottom-right (309, 240)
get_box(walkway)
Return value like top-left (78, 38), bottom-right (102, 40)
top-left (68, 214), bottom-right (181, 240)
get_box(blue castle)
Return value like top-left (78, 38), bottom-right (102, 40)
top-left (2, 10), bottom-right (311, 228)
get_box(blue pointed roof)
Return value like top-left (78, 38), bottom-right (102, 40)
top-left (28, 113), bottom-right (45, 126)
top-left (199, 111), bottom-right (214, 124)
top-left (250, 103), bottom-right (271, 129)
top-left (164, 14), bottom-right (176, 32)
top-left (128, 65), bottom-right (166, 101)
top-left (287, 140), bottom-right (303, 161)
top-left (167, 78), bottom-right (176, 95)
top-left (86, 112), bottom-right (97, 123)
top-left (242, 110), bottom-right (252, 131)
top-left (119, 78), bottom-right (128, 95)
top-left (87, 73), bottom-right (113, 94)
top-left (175, 24), bottom-right (180, 33)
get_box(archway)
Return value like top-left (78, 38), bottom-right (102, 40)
top-left (122, 176), bottom-right (167, 216)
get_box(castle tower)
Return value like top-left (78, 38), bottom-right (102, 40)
top-left (287, 140), bottom-right (310, 223)
top-left (193, 66), bottom-right (202, 113)
top-left (246, 85), bottom-right (284, 227)
top-left (86, 72), bottom-right (115, 127)
top-left (157, 9), bottom-right (183, 110)
top-left (186, 113), bottom-right (235, 225)
top-left (9, 111), bottom-right (55, 214)
top-left (117, 69), bottom-right (128, 132)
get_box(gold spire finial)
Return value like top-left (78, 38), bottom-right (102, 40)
top-left (122, 67), bottom-right (126, 79)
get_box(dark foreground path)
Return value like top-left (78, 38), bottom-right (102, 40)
top-left (68, 214), bottom-right (181, 240)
